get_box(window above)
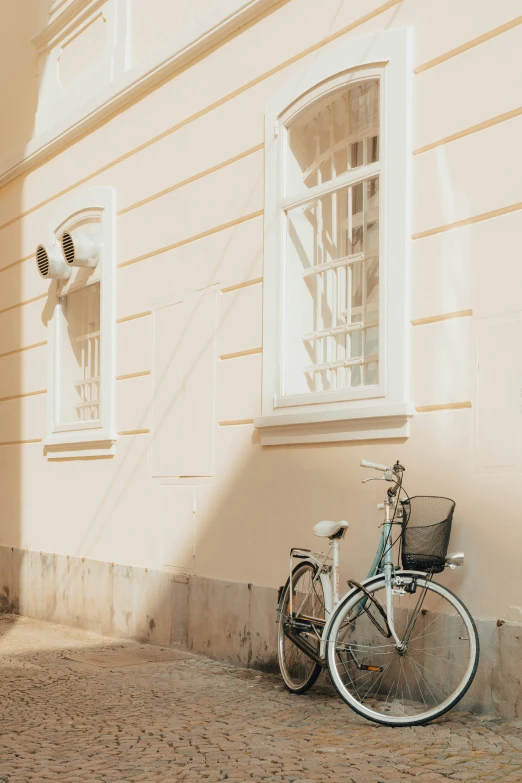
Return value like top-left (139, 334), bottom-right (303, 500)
top-left (282, 77), bottom-right (381, 405)
top-left (255, 29), bottom-right (414, 445)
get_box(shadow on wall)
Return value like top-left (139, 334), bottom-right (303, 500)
top-left (0, 0), bottom-right (53, 617)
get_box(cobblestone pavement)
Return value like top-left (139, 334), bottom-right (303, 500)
top-left (0, 615), bottom-right (521, 783)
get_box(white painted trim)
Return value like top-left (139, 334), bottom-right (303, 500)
top-left (34, 0), bottom-right (109, 51)
top-left (43, 187), bottom-right (117, 458)
top-left (45, 439), bottom-right (116, 459)
top-left (255, 410), bottom-right (413, 446)
top-left (32, 0), bottom-right (130, 139)
top-left (0, 0), bottom-right (281, 187)
top-left (257, 27), bottom-right (413, 445)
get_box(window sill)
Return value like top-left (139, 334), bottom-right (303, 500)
top-left (43, 433), bottom-right (116, 459)
top-left (253, 402), bottom-right (415, 445)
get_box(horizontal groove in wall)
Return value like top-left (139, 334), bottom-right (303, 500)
top-left (221, 277), bottom-right (263, 294)
top-left (0, 253), bottom-right (33, 276)
top-left (117, 209), bottom-right (263, 269)
top-left (0, 292), bottom-right (47, 317)
top-left (48, 454), bottom-right (114, 461)
top-left (416, 402), bottom-right (472, 413)
top-left (116, 311), bottom-right (152, 324)
top-left (218, 418), bottom-right (255, 426)
top-left (0, 341), bottom-right (47, 361)
top-left (0, 389), bottom-right (46, 404)
top-left (220, 347), bottom-right (262, 361)
top-left (412, 202), bottom-right (522, 241)
top-left (0, 438), bottom-right (42, 447)
top-left (411, 309), bottom-right (473, 327)
top-left (0, 0), bottom-right (399, 231)
top-left (118, 429), bottom-right (150, 436)
top-left (414, 106), bottom-right (522, 156)
top-left (118, 144), bottom-right (264, 216)
top-left (414, 15), bottom-right (522, 74)
top-left (115, 370), bottom-right (151, 381)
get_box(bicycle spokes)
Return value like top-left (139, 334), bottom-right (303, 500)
top-left (329, 577), bottom-right (478, 724)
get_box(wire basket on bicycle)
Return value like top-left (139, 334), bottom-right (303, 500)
top-left (401, 496), bottom-right (455, 573)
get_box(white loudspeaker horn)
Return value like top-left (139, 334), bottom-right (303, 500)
top-left (61, 230), bottom-right (100, 268)
top-left (36, 244), bottom-right (71, 280)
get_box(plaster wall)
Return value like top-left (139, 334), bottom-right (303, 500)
top-left (0, 0), bottom-right (521, 709)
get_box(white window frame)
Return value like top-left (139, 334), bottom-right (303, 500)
top-left (255, 28), bottom-right (414, 445)
top-left (44, 187), bottom-right (117, 458)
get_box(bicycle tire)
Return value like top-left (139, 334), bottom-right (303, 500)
top-left (326, 573), bottom-right (479, 726)
top-left (277, 561), bottom-right (324, 694)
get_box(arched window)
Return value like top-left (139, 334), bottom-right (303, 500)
top-left (45, 188), bottom-right (116, 458)
top-left (256, 29), bottom-right (413, 445)
top-left (284, 77), bottom-right (380, 397)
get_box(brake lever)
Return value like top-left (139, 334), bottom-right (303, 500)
top-left (362, 477), bottom-right (386, 484)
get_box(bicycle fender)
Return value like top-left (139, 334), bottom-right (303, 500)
top-left (275, 561), bottom-right (332, 625)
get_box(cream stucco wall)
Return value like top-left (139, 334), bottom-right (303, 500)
top-left (1, 0), bottom-right (522, 641)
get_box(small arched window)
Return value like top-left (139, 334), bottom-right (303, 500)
top-left (44, 188), bottom-right (116, 458)
top-left (256, 29), bottom-right (413, 445)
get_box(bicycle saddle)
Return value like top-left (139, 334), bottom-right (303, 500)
top-left (312, 520), bottom-right (349, 538)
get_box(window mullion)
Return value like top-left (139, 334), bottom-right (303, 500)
top-left (282, 161), bottom-right (380, 212)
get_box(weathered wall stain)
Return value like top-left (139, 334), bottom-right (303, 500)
top-left (0, 544), bottom-right (520, 718)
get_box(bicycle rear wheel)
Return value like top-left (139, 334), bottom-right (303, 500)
top-left (277, 561), bottom-right (325, 694)
top-left (326, 574), bottom-right (479, 726)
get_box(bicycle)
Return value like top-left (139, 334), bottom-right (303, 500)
top-left (276, 459), bottom-right (480, 726)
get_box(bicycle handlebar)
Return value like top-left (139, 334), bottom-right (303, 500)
top-left (361, 459), bottom-right (390, 472)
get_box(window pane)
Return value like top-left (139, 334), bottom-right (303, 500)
top-left (284, 178), bottom-right (379, 395)
top-left (59, 283), bottom-right (101, 424)
top-left (286, 79), bottom-right (379, 197)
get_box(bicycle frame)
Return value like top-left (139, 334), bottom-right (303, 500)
top-left (284, 495), bottom-right (405, 664)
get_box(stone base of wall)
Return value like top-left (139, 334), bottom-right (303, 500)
top-left (0, 546), bottom-right (520, 719)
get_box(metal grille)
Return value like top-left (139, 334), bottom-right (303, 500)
top-left (285, 80), bottom-right (380, 393)
top-left (62, 231), bottom-right (75, 265)
top-left (36, 245), bottom-right (49, 277)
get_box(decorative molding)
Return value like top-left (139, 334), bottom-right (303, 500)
top-left (31, 0), bottom-right (129, 140)
top-left (258, 28), bottom-right (413, 444)
top-left (411, 309), bottom-right (473, 327)
top-left (0, 293), bottom-right (47, 317)
top-left (33, 0), bottom-right (108, 53)
top-left (45, 439), bottom-right (115, 458)
top-left (117, 143), bottom-right (264, 216)
top-left (416, 401), bottom-right (472, 413)
top-left (413, 202), bottom-right (522, 241)
top-left (0, 390), bottom-right (47, 404)
top-left (413, 106), bottom-right (522, 156)
top-left (116, 210), bottom-right (264, 269)
top-left (221, 277), bottom-right (263, 294)
top-left (219, 347), bottom-right (262, 361)
top-left (254, 403), bottom-right (415, 446)
top-left (0, 439), bottom-right (43, 447)
top-left (115, 370), bottom-right (151, 381)
top-left (116, 310), bottom-right (152, 324)
top-left (414, 15), bottom-right (522, 75)
top-left (43, 187), bottom-right (117, 458)
top-left (0, 0), bottom-right (282, 189)
top-left (219, 419), bottom-right (255, 427)
top-left (0, 341), bottom-right (47, 361)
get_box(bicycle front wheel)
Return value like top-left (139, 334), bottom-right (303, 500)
top-left (326, 574), bottom-right (479, 726)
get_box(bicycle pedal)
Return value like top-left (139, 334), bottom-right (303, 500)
top-left (358, 664), bottom-right (384, 672)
